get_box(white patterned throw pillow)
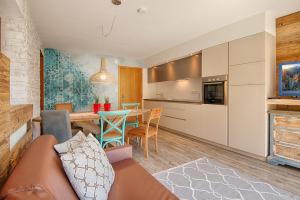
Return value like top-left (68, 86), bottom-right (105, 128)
top-left (60, 134), bottom-right (115, 200)
top-left (54, 131), bottom-right (86, 154)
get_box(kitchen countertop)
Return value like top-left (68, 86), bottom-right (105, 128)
top-left (143, 98), bottom-right (202, 104)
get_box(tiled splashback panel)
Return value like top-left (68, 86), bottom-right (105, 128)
top-left (44, 48), bottom-right (94, 111)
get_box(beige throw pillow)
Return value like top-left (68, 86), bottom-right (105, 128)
top-left (54, 131), bottom-right (86, 154)
top-left (60, 134), bottom-right (115, 200)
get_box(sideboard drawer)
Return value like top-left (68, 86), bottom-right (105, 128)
top-left (274, 143), bottom-right (300, 161)
top-left (273, 116), bottom-right (300, 129)
top-left (274, 130), bottom-right (300, 146)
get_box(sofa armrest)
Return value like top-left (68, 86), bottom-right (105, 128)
top-left (105, 145), bottom-right (132, 164)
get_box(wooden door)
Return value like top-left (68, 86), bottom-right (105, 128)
top-left (118, 66), bottom-right (143, 108)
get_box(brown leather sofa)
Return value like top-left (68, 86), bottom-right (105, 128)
top-left (0, 135), bottom-right (178, 200)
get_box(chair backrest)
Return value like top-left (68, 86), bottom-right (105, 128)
top-left (122, 103), bottom-right (139, 110)
top-left (122, 103), bottom-right (139, 120)
top-left (145, 108), bottom-right (162, 135)
top-left (55, 103), bottom-right (73, 113)
top-left (41, 110), bottom-right (72, 143)
top-left (99, 110), bottom-right (130, 137)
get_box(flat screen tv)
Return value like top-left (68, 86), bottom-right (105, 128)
top-left (279, 61), bottom-right (300, 97)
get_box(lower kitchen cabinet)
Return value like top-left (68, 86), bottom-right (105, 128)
top-left (186, 104), bottom-right (228, 146)
top-left (228, 85), bottom-right (267, 157)
top-left (143, 100), bottom-right (187, 133)
top-left (143, 100), bottom-right (228, 146)
top-left (160, 103), bottom-right (187, 133)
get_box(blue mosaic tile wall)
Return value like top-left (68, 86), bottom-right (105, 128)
top-left (44, 48), bottom-right (94, 111)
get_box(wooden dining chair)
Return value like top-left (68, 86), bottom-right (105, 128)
top-left (96, 110), bottom-right (130, 148)
top-left (55, 103), bottom-right (73, 113)
top-left (126, 108), bottom-right (162, 158)
top-left (122, 103), bottom-right (140, 128)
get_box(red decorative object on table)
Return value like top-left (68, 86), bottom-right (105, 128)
top-left (104, 96), bottom-right (111, 111)
top-left (93, 95), bottom-right (101, 113)
top-left (93, 103), bottom-right (101, 113)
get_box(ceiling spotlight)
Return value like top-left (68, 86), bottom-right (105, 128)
top-left (112, 0), bottom-right (121, 6)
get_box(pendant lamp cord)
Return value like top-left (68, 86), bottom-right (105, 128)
top-left (102, 16), bottom-right (117, 38)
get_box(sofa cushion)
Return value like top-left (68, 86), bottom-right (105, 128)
top-left (60, 134), bottom-right (115, 200)
top-left (54, 131), bottom-right (86, 154)
top-left (109, 159), bottom-right (178, 200)
top-left (0, 135), bottom-right (78, 200)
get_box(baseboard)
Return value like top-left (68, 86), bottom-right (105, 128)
top-left (158, 125), bottom-right (267, 162)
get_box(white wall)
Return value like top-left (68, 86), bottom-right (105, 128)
top-left (1, 0), bottom-right (41, 117)
top-left (144, 12), bottom-right (274, 67)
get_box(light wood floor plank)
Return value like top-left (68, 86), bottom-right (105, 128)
top-left (130, 129), bottom-right (300, 195)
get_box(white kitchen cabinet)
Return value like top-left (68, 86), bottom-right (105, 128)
top-left (160, 103), bottom-right (187, 133)
top-left (227, 32), bottom-right (274, 158)
top-left (143, 100), bottom-right (227, 145)
top-left (202, 43), bottom-right (228, 77)
top-left (229, 62), bottom-right (265, 86)
top-left (228, 85), bottom-right (267, 157)
top-left (143, 100), bottom-right (187, 133)
top-left (229, 32), bottom-right (265, 66)
top-left (186, 104), bottom-right (228, 146)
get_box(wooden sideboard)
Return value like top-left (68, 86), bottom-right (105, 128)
top-left (268, 110), bottom-right (300, 168)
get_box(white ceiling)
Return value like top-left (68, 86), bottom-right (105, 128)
top-left (28, 0), bottom-right (300, 60)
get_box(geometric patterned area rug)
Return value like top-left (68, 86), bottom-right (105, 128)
top-left (153, 158), bottom-right (300, 200)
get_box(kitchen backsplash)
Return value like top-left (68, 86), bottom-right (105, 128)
top-left (145, 78), bottom-right (202, 101)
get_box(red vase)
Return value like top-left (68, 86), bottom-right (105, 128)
top-left (104, 103), bottom-right (111, 111)
top-left (93, 104), bottom-right (101, 113)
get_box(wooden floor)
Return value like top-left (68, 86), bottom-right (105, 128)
top-left (130, 129), bottom-right (300, 196)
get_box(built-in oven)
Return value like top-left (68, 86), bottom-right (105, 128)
top-left (202, 75), bottom-right (227, 105)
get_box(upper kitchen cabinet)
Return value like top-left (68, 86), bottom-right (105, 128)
top-left (229, 62), bottom-right (265, 85)
top-left (202, 43), bottom-right (229, 77)
top-left (148, 67), bottom-right (158, 83)
top-left (147, 53), bottom-right (202, 83)
top-left (147, 63), bottom-right (171, 82)
top-left (229, 32), bottom-right (265, 66)
top-left (174, 54), bottom-right (202, 80)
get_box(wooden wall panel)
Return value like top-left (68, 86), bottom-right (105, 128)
top-left (10, 128), bottom-right (32, 172)
top-left (0, 53), bottom-right (33, 187)
top-left (0, 53), bottom-right (11, 186)
top-left (10, 105), bottom-right (33, 134)
top-left (275, 11), bottom-right (300, 106)
top-left (0, 105), bottom-right (33, 187)
top-left (276, 11), bottom-right (300, 64)
top-left (0, 109), bottom-right (10, 187)
top-left (0, 53), bottom-right (10, 109)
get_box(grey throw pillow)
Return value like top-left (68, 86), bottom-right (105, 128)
top-left (60, 134), bottom-right (115, 200)
top-left (54, 131), bottom-right (86, 154)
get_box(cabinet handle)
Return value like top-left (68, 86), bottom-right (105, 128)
top-left (163, 115), bottom-right (186, 121)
